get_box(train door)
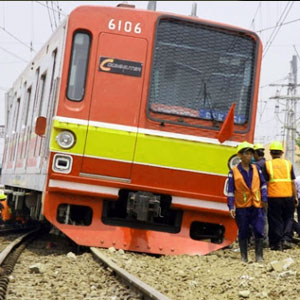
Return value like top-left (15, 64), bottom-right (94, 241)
top-left (81, 33), bottom-right (147, 180)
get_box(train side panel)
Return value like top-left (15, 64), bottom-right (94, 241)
top-left (2, 21), bottom-right (67, 191)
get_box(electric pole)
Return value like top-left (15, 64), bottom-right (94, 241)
top-left (269, 55), bottom-right (300, 166)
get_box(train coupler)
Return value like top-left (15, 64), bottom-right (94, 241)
top-left (127, 191), bottom-right (162, 222)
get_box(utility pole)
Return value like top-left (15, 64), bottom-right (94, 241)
top-left (269, 55), bottom-right (300, 165)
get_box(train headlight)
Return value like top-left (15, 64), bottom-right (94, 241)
top-left (56, 130), bottom-right (76, 149)
top-left (228, 154), bottom-right (241, 170)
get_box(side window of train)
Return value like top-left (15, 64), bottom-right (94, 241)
top-left (11, 97), bottom-right (20, 160)
top-left (29, 68), bottom-right (40, 127)
top-left (37, 73), bottom-right (47, 117)
top-left (67, 31), bottom-right (91, 101)
top-left (14, 97), bottom-right (21, 133)
top-left (24, 86), bottom-right (32, 127)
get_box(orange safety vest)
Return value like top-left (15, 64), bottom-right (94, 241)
top-left (1, 199), bottom-right (12, 221)
top-left (265, 158), bottom-right (293, 197)
top-left (232, 165), bottom-right (262, 208)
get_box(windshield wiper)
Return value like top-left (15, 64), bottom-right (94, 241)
top-left (198, 80), bottom-right (219, 128)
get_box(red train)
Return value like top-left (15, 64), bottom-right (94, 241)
top-left (1, 3), bottom-right (262, 255)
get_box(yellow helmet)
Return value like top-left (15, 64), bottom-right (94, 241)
top-left (0, 190), bottom-right (7, 201)
top-left (253, 143), bottom-right (264, 151)
top-left (237, 141), bottom-right (254, 154)
top-left (270, 141), bottom-right (283, 151)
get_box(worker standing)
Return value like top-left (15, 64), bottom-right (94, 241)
top-left (263, 141), bottom-right (299, 250)
top-left (253, 143), bottom-right (268, 248)
top-left (253, 143), bottom-right (266, 169)
top-left (227, 142), bottom-right (268, 262)
top-left (0, 190), bottom-right (11, 224)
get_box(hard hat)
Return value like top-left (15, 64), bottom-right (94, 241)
top-left (237, 141), bottom-right (254, 154)
top-left (269, 141), bottom-right (283, 151)
top-left (0, 190), bottom-right (7, 200)
top-left (253, 143), bottom-right (264, 151)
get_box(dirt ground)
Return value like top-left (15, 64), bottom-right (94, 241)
top-left (5, 232), bottom-right (300, 300)
top-left (103, 239), bottom-right (300, 300)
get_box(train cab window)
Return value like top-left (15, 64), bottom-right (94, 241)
top-left (67, 31), bottom-right (91, 101)
top-left (147, 18), bottom-right (257, 128)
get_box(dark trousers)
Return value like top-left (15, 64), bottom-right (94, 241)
top-left (235, 206), bottom-right (264, 240)
top-left (268, 197), bottom-right (294, 247)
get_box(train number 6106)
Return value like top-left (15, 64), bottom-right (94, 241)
top-left (108, 19), bottom-right (142, 34)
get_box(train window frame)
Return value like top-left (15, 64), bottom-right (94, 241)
top-left (66, 30), bottom-right (91, 102)
top-left (37, 72), bottom-right (47, 117)
top-left (24, 86), bottom-right (32, 127)
top-left (43, 49), bottom-right (58, 160)
top-left (146, 16), bottom-right (260, 134)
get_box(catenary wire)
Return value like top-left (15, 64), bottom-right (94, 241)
top-left (263, 1), bottom-right (294, 59)
top-left (0, 45), bottom-right (28, 63)
top-left (0, 25), bottom-right (36, 52)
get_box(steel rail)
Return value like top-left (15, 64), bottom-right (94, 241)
top-left (90, 247), bottom-right (171, 300)
top-left (0, 228), bottom-right (40, 265)
top-left (0, 226), bottom-right (36, 236)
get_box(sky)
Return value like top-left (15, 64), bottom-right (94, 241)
top-left (1, 1), bottom-right (300, 161)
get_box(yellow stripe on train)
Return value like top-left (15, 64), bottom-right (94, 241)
top-left (50, 119), bottom-right (235, 175)
top-left (134, 133), bottom-right (234, 175)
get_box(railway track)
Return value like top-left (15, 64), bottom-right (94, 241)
top-left (0, 225), bottom-right (37, 236)
top-left (3, 231), bottom-right (300, 300)
top-left (91, 247), bottom-right (170, 300)
top-left (3, 233), bottom-right (171, 300)
top-left (0, 229), bottom-right (40, 300)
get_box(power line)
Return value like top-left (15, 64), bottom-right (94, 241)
top-left (56, 1), bottom-right (61, 22)
top-left (0, 45), bottom-right (29, 63)
top-left (249, 1), bottom-right (262, 29)
top-left (46, 1), bottom-right (54, 32)
top-left (35, 1), bottom-right (67, 17)
top-left (0, 25), bottom-right (36, 52)
top-left (257, 17), bottom-right (300, 33)
top-left (263, 1), bottom-right (294, 59)
top-left (51, 1), bottom-right (58, 28)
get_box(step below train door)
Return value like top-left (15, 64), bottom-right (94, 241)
top-left (81, 33), bottom-right (147, 181)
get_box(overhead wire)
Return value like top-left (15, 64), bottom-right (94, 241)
top-left (263, 1), bottom-right (294, 59)
top-left (249, 1), bottom-right (262, 30)
top-left (0, 25), bottom-right (36, 52)
top-left (56, 1), bottom-right (61, 22)
top-left (257, 17), bottom-right (300, 33)
top-left (46, 1), bottom-right (54, 32)
top-left (0, 1), bottom-right (67, 68)
top-left (35, 1), bottom-right (67, 17)
top-left (51, 1), bottom-right (58, 29)
top-left (0, 45), bottom-right (29, 63)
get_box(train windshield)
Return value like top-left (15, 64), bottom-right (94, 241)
top-left (148, 18), bottom-right (258, 127)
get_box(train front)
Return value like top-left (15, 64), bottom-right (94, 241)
top-left (44, 4), bottom-right (262, 255)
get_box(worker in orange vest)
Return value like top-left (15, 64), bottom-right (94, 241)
top-left (227, 142), bottom-right (268, 262)
top-left (0, 190), bottom-right (12, 223)
top-left (253, 143), bottom-right (269, 247)
top-left (263, 141), bottom-right (299, 251)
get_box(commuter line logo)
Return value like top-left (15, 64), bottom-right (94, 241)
top-left (99, 57), bottom-right (143, 77)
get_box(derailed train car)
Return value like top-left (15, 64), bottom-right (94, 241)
top-left (1, 3), bottom-right (262, 255)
